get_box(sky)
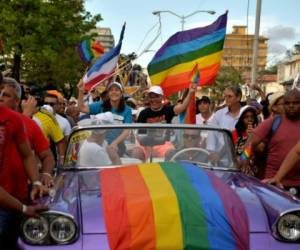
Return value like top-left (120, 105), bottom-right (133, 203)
top-left (85, 0), bottom-right (300, 68)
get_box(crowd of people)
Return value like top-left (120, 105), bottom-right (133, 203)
top-left (1, 69), bottom-right (300, 248)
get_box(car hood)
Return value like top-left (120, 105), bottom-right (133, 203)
top-left (71, 168), bottom-right (300, 234)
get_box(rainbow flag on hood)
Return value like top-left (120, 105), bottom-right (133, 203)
top-left (100, 162), bottom-right (249, 250)
top-left (147, 12), bottom-right (227, 96)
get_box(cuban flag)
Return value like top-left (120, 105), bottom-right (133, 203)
top-left (83, 23), bottom-right (126, 90)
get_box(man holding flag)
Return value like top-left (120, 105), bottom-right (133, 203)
top-left (130, 82), bottom-right (196, 161)
top-left (137, 82), bottom-right (197, 124)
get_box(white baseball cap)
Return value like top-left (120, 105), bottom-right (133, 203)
top-left (148, 86), bottom-right (164, 96)
top-left (107, 82), bottom-right (123, 92)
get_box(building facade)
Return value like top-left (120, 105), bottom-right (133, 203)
top-left (222, 26), bottom-right (268, 73)
top-left (277, 54), bottom-right (300, 90)
top-left (89, 27), bottom-right (115, 52)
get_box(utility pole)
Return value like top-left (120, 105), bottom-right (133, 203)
top-left (250, 0), bottom-right (262, 97)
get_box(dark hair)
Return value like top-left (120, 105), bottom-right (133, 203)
top-left (235, 107), bottom-right (259, 137)
top-left (196, 99), bottom-right (201, 114)
top-left (261, 92), bottom-right (273, 119)
top-left (225, 85), bottom-right (242, 98)
top-left (102, 98), bottom-right (126, 113)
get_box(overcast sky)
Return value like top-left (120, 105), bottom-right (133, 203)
top-left (85, 0), bottom-right (300, 67)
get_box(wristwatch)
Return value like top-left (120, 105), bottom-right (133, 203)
top-left (22, 204), bottom-right (27, 214)
top-left (32, 180), bottom-right (42, 186)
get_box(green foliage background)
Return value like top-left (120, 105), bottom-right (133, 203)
top-left (0, 0), bottom-right (102, 97)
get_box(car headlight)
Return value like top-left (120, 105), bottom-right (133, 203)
top-left (21, 212), bottom-right (78, 245)
top-left (277, 213), bottom-right (300, 241)
top-left (50, 216), bottom-right (76, 243)
top-left (22, 217), bottom-right (49, 244)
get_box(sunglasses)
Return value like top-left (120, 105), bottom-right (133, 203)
top-left (44, 102), bottom-right (57, 107)
top-left (183, 134), bottom-right (199, 140)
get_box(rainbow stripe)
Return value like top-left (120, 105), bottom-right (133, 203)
top-left (100, 162), bottom-right (249, 250)
top-left (240, 145), bottom-right (252, 161)
top-left (77, 39), bottom-right (105, 65)
top-left (191, 66), bottom-right (200, 84)
top-left (179, 92), bottom-right (196, 124)
top-left (147, 12), bottom-right (227, 96)
top-left (179, 65), bottom-right (199, 124)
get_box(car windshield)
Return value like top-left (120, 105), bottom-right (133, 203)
top-left (64, 124), bottom-right (237, 170)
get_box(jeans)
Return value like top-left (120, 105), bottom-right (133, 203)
top-left (0, 208), bottom-right (22, 250)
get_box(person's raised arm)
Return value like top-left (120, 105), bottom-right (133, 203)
top-left (77, 79), bottom-right (90, 114)
top-left (173, 82), bottom-right (197, 115)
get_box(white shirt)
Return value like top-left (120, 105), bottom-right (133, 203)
top-left (78, 140), bottom-right (111, 166)
top-left (210, 106), bottom-right (242, 130)
top-left (196, 113), bottom-right (215, 125)
top-left (55, 114), bottom-right (71, 136)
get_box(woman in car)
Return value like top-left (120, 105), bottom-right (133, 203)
top-left (77, 80), bottom-right (132, 156)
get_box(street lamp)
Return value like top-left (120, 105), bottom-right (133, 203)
top-left (152, 10), bottom-right (215, 31)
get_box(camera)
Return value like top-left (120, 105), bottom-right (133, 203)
top-left (21, 85), bottom-right (44, 107)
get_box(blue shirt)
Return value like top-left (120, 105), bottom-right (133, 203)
top-left (89, 101), bottom-right (132, 123)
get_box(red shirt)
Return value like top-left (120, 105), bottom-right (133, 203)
top-left (11, 115), bottom-right (50, 202)
top-left (0, 105), bottom-right (27, 194)
top-left (254, 116), bottom-right (300, 186)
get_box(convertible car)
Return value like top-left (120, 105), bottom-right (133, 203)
top-left (18, 124), bottom-right (300, 250)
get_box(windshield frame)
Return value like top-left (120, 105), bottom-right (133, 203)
top-left (63, 123), bottom-right (238, 171)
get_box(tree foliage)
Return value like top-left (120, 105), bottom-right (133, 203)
top-left (285, 41), bottom-right (300, 59)
top-left (202, 66), bottom-right (243, 103)
top-left (0, 0), bottom-right (102, 97)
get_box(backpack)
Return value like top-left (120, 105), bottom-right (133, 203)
top-left (269, 115), bottom-right (282, 139)
top-left (254, 115), bottom-right (282, 178)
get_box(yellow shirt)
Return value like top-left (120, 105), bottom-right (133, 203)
top-left (33, 110), bottom-right (64, 143)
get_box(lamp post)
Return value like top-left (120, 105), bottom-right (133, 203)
top-left (152, 10), bottom-right (215, 31)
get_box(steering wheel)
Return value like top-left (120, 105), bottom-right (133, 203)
top-left (170, 147), bottom-right (210, 163)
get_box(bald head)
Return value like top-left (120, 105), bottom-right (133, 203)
top-left (284, 88), bottom-right (300, 99)
top-left (284, 88), bottom-right (300, 120)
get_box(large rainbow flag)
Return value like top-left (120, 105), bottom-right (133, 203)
top-left (147, 12), bottom-right (227, 96)
top-left (100, 162), bottom-right (249, 250)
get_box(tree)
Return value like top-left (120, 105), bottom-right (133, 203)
top-left (202, 66), bottom-right (243, 104)
top-left (285, 41), bottom-right (300, 60)
top-left (293, 41), bottom-right (300, 54)
top-left (0, 0), bottom-right (102, 97)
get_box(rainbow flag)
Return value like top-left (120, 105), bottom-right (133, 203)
top-left (191, 65), bottom-right (200, 84)
top-left (179, 65), bottom-right (199, 124)
top-left (100, 162), bottom-right (249, 250)
top-left (77, 39), bottom-right (105, 65)
top-left (147, 12), bottom-right (227, 96)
